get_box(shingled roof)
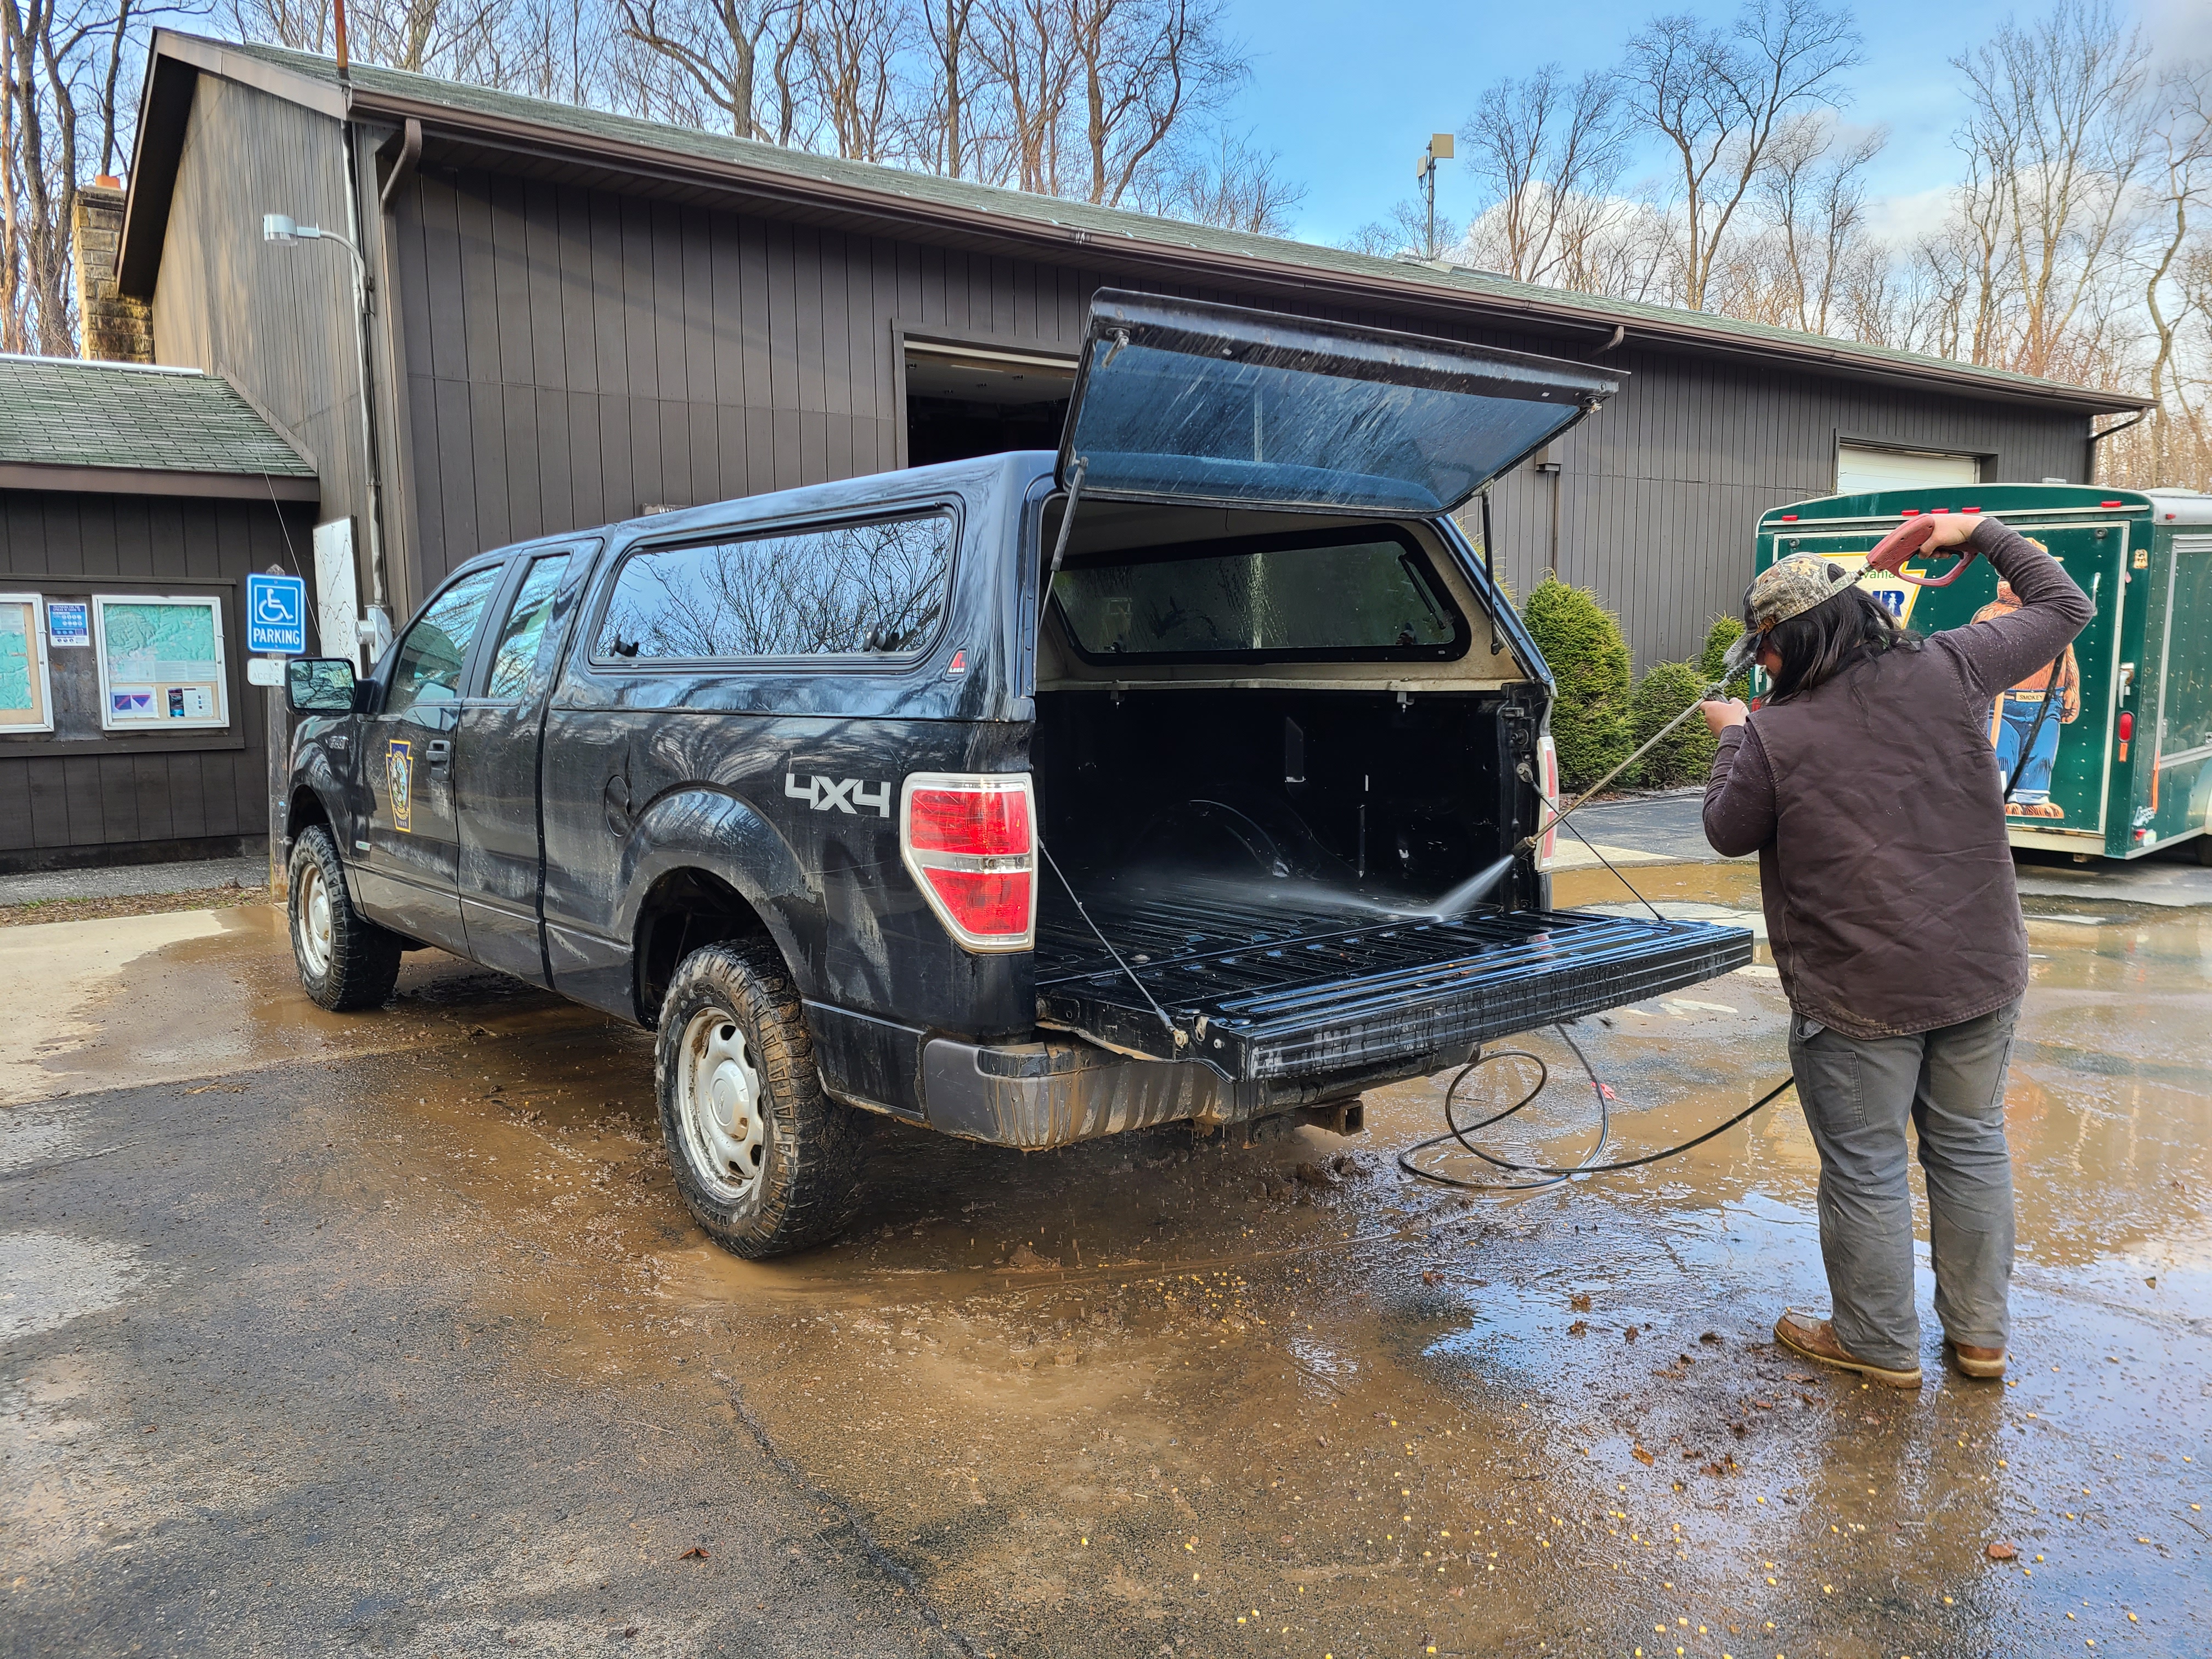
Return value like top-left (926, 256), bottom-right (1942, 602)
top-left (118, 31), bottom-right (2151, 416)
top-left (0, 356), bottom-right (314, 489)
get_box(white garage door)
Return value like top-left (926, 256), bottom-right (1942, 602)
top-left (1836, 444), bottom-right (1982, 495)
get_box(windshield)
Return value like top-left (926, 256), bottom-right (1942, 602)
top-left (1052, 529), bottom-right (1468, 663)
top-left (1061, 291), bottom-right (1620, 516)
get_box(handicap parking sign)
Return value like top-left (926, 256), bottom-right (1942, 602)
top-left (246, 572), bottom-right (308, 655)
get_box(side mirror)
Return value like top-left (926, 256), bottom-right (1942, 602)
top-left (287, 657), bottom-right (359, 714)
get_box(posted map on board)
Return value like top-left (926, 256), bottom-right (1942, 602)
top-left (96, 596), bottom-right (228, 730)
top-left (0, 595), bottom-right (54, 731)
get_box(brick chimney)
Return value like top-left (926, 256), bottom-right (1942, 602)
top-left (72, 177), bottom-right (154, 364)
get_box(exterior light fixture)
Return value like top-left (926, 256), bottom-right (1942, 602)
top-left (262, 212), bottom-right (364, 280)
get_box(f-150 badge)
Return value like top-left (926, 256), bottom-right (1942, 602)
top-left (786, 773), bottom-right (891, 817)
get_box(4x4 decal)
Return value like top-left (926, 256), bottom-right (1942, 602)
top-left (786, 773), bottom-right (891, 817)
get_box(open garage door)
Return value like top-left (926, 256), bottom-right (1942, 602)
top-left (904, 338), bottom-right (1076, 468)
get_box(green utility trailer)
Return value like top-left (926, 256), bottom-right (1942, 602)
top-left (1753, 484), bottom-right (2212, 863)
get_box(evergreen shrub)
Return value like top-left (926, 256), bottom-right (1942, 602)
top-left (1697, 615), bottom-right (1752, 699)
top-left (1522, 574), bottom-right (1632, 789)
top-left (1627, 660), bottom-right (1720, 788)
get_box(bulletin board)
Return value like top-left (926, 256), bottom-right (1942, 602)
top-left (0, 592), bottom-right (56, 733)
top-left (94, 594), bottom-right (230, 731)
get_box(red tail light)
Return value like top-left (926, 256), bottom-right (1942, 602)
top-left (900, 773), bottom-right (1036, 951)
top-left (1534, 734), bottom-right (1560, 872)
top-left (2118, 712), bottom-right (2132, 741)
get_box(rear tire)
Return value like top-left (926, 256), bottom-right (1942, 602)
top-left (2197, 832), bottom-right (2212, 868)
top-left (288, 824), bottom-right (403, 1012)
top-left (655, 938), bottom-right (869, 1257)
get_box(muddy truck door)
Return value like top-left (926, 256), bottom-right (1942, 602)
top-left (450, 544), bottom-right (600, 985)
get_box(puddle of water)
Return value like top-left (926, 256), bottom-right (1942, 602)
top-left (0, 1229), bottom-right (142, 1341)
top-left (9, 867), bottom-right (2207, 1655)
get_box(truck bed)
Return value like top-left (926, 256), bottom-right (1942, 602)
top-left (1035, 877), bottom-right (1753, 1082)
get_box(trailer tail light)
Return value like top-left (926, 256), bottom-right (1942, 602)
top-left (2117, 711), bottom-right (2132, 761)
top-left (1534, 733), bottom-right (1561, 872)
top-left (900, 773), bottom-right (1036, 951)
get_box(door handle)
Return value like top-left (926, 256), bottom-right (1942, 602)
top-left (425, 738), bottom-right (453, 767)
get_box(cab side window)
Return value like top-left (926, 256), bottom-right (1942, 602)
top-left (387, 566), bottom-right (503, 718)
top-left (485, 554), bottom-right (573, 698)
top-left (595, 512), bottom-right (953, 662)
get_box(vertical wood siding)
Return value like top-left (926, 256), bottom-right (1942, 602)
top-left (382, 165), bottom-right (2090, 669)
top-left (155, 65), bottom-right (2089, 675)
top-left (151, 76), bottom-right (362, 558)
top-left (0, 490), bottom-right (313, 859)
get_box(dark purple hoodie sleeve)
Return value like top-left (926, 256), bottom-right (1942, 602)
top-left (1944, 517), bottom-right (2095, 699)
top-left (1703, 721), bottom-right (1776, 857)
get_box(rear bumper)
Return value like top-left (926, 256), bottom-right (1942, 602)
top-left (918, 1035), bottom-right (1413, 1150)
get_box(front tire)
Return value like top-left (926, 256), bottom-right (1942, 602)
top-left (656, 939), bottom-right (868, 1257)
top-left (289, 824), bottom-right (404, 1012)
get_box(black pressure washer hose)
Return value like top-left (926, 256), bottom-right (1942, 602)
top-left (1420, 642), bottom-right (2069, 1194)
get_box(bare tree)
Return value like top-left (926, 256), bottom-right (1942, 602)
top-left (2137, 63), bottom-right (2211, 475)
top-left (1458, 63), bottom-right (1628, 285)
top-left (1341, 198), bottom-right (1429, 261)
top-left (614, 0), bottom-right (808, 139)
top-left (974, 0), bottom-right (1073, 193)
top-left (1133, 124), bottom-right (1302, 234)
top-left (916, 0), bottom-right (975, 175)
top-left (1068, 0), bottom-right (1235, 208)
top-left (227, 0), bottom-right (512, 77)
top-left (1622, 0), bottom-right (1863, 311)
top-left (804, 0), bottom-right (905, 161)
top-left (2, 0), bottom-right (94, 352)
top-left (1754, 112), bottom-right (1881, 334)
top-left (1950, 0), bottom-right (2153, 381)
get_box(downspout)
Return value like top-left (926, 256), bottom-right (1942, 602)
top-left (2085, 408), bottom-right (2147, 487)
top-left (379, 117), bottom-right (421, 212)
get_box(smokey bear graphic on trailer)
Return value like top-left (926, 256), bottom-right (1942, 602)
top-left (1974, 578), bottom-right (2080, 817)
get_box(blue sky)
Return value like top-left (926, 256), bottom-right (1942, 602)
top-left (1215, 0), bottom-right (2210, 249)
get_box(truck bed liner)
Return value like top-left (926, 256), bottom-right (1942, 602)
top-left (1035, 878), bottom-right (1753, 1081)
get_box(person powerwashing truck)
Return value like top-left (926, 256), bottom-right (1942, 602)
top-left (1698, 510), bottom-right (2092, 1389)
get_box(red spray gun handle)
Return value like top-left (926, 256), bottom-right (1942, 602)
top-left (1866, 515), bottom-right (1980, 588)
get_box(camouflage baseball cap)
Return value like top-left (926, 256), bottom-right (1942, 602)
top-left (1745, 554), bottom-right (1853, 633)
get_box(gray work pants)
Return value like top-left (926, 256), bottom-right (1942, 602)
top-left (1786, 1001), bottom-right (2021, 1371)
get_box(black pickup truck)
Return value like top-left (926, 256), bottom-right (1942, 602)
top-left (280, 291), bottom-right (1750, 1256)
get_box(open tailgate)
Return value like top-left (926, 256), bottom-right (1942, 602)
top-left (1035, 882), bottom-right (1752, 1081)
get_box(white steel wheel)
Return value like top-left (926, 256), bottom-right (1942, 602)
top-left (676, 1008), bottom-right (769, 1204)
top-left (286, 823), bottom-right (402, 1013)
top-left (295, 859), bottom-right (334, 977)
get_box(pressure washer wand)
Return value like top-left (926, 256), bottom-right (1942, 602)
top-left (1515, 629), bottom-right (1761, 854)
top-left (1514, 549), bottom-right (1879, 855)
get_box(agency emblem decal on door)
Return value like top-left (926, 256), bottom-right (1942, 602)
top-left (388, 738), bottom-right (414, 833)
top-left (785, 773), bottom-right (891, 816)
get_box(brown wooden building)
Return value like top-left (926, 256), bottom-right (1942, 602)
top-left (0, 354), bottom-right (316, 871)
top-left (111, 33), bottom-right (2146, 679)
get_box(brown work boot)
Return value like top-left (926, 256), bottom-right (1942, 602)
top-left (1945, 1339), bottom-right (2007, 1380)
top-left (1774, 1311), bottom-right (1922, 1389)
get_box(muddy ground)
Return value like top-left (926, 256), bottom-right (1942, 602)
top-left (2, 859), bottom-right (2206, 1658)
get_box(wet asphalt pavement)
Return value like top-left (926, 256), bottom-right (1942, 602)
top-left (3, 851), bottom-right (2207, 1658)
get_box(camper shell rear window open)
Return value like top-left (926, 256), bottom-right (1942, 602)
top-left (1051, 525), bottom-right (1470, 665)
